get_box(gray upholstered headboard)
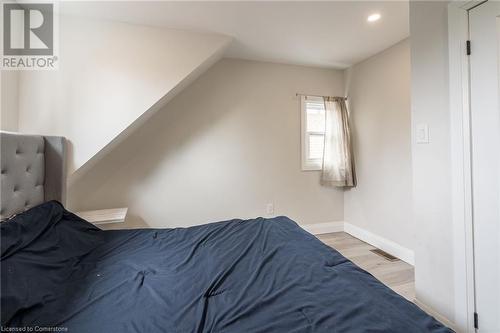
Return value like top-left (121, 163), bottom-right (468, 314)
top-left (0, 131), bottom-right (67, 220)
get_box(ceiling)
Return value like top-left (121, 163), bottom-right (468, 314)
top-left (60, 1), bottom-right (409, 69)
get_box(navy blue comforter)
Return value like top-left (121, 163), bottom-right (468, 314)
top-left (1, 201), bottom-right (452, 332)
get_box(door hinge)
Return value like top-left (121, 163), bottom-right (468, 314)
top-left (467, 40), bottom-right (471, 56)
top-left (474, 312), bottom-right (479, 329)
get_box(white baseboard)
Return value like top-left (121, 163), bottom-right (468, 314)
top-left (415, 299), bottom-right (458, 331)
top-left (300, 221), bottom-right (415, 266)
top-left (300, 221), bottom-right (344, 235)
top-left (343, 222), bottom-right (415, 266)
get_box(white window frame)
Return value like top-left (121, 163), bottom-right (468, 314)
top-left (300, 95), bottom-right (325, 171)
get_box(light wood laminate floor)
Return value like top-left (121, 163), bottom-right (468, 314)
top-left (317, 232), bottom-right (415, 302)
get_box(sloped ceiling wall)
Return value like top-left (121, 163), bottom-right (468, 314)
top-left (17, 15), bottom-right (231, 178)
top-left (68, 59), bottom-right (345, 228)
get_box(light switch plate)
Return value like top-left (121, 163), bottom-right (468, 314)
top-left (416, 123), bottom-right (429, 144)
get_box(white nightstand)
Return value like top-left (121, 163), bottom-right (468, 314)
top-left (75, 208), bottom-right (128, 225)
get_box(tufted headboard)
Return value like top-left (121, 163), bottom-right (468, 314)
top-left (0, 131), bottom-right (67, 220)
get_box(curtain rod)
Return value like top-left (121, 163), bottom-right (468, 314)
top-left (296, 93), bottom-right (348, 100)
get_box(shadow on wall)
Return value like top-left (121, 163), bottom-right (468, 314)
top-left (67, 60), bottom-right (239, 221)
top-left (68, 58), bottom-right (345, 228)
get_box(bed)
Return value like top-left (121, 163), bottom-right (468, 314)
top-left (1, 132), bottom-right (453, 332)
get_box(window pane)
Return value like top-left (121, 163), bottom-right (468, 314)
top-left (306, 101), bottom-right (325, 132)
top-left (308, 134), bottom-right (324, 160)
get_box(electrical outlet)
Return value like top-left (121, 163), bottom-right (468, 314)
top-left (266, 203), bottom-right (274, 215)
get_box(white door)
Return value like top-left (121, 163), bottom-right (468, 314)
top-left (469, 2), bottom-right (500, 332)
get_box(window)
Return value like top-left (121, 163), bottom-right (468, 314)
top-left (301, 95), bottom-right (325, 171)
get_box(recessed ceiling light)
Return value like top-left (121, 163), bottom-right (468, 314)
top-left (367, 13), bottom-right (381, 23)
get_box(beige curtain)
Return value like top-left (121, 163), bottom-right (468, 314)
top-left (321, 97), bottom-right (356, 188)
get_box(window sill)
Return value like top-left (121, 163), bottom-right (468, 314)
top-left (302, 164), bottom-right (322, 172)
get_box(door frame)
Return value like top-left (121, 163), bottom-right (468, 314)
top-left (447, 1), bottom-right (488, 332)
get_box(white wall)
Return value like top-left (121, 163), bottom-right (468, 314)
top-left (0, 71), bottom-right (19, 131)
top-left (68, 59), bottom-right (345, 228)
top-left (17, 15), bottom-right (231, 176)
top-left (410, 1), bottom-right (455, 323)
top-left (344, 39), bottom-right (413, 251)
